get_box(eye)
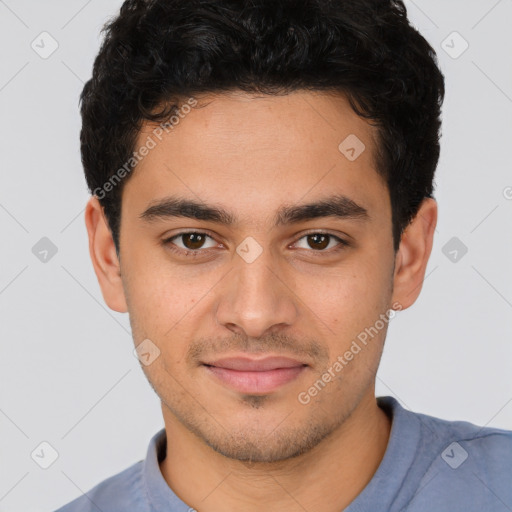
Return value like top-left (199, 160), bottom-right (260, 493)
top-left (293, 232), bottom-right (348, 252)
top-left (165, 232), bottom-right (218, 252)
top-left (163, 230), bottom-right (349, 258)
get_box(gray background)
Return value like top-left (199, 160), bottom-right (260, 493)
top-left (0, 1), bottom-right (511, 510)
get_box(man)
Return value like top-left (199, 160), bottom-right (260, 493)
top-left (56, 0), bottom-right (512, 510)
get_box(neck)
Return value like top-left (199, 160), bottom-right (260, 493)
top-left (159, 390), bottom-right (391, 512)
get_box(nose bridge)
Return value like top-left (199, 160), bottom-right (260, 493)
top-left (215, 244), bottom-right (298, 337)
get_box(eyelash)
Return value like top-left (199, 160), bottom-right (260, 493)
top-left (162, 231), bottom-right (349, 258)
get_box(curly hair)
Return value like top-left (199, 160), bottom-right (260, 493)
top-left (80, 0), bottom-right (445, 254)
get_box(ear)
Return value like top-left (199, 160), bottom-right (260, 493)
top-left (84, 196), bottom-right (128, 313)
top-left (391, 198), bottom-right (437, 310)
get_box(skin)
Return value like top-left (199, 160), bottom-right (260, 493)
top-left (85, 90), bottom-right (437, 511)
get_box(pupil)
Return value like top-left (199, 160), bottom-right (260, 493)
top-left (184, 233), bottom-right (205, 250)
top-left (308, 234), bottom-right (329, 250)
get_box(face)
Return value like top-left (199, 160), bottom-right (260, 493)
top-left (87, 90), bottom-right (435, 463)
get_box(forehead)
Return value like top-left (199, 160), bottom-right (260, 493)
top-left (124, 90), bottom-right (388, 225)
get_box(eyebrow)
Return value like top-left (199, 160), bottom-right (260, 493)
top-left (139, 194), bottom-right (369, 226)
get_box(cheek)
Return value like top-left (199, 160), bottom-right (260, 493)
top-left (294, 259), bottom-right (390, 327)
top-left (289, 257), bottom-right (393, 377)
top-left (123, 249), bottom-right (220, 340)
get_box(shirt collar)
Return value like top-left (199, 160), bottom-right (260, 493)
top-left (345, 396), bottom-right (421, 511)
top-left (143, 427), bottom-right (192, 511)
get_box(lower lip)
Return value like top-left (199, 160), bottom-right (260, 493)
top-left (203, 365), bottom-right (306, 394)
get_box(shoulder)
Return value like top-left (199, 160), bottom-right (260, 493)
top-left (415, 407), bottom-right (512, 468)
top-left (409, 407), bottom-right (512, 509)
top-left (376, 397), bottom-right (512, 510)
top-left (381, 396), bottom-right (512, 467)
top-left (54, 460), bottom-right (146, 512)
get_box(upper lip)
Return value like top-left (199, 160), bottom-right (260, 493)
top-left (203, 356), bottom-right (307, 371)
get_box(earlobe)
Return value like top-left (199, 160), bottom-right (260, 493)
top-left (391, 198), bottom-right (437, 310)
top-left (84, 196), bottom-right (128, 313)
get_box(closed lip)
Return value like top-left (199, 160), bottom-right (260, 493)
top-left (202, 356), bottom-right (307, 372)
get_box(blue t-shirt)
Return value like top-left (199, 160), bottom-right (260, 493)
top-left (54, 396), bottom-right (512, 511)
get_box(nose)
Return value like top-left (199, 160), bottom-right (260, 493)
top-left (214, 246), bottom-right (299, 339)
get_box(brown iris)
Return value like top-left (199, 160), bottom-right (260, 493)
top-left (306, 233), bottom-right (330, 250)
top-left (182, 233), bottom-right (207, 250)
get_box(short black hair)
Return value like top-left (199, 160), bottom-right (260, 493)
top-left (80, 0), bottom-right (445, 254)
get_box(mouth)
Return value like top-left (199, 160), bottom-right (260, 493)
top-left (201, 355), bottom-right (308, 394)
